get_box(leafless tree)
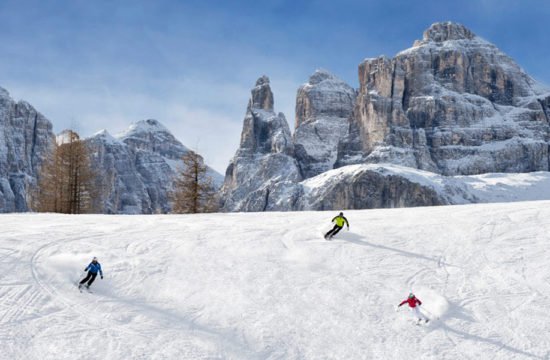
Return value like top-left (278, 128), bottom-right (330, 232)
top-left (171, 151), bottom-right (218, 213)
top-left (32, 130), bottom-right (100, 214)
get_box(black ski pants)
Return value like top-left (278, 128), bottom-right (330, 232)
top-left (325, 225), bottom-right (343, 238)
top-left (80, 272), bottom-right (98, 286)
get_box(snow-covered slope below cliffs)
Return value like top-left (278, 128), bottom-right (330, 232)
top-left (300, 164), bottom-right (477, 210)
top-left (299, 164), bottom-right (550, 211)
top-left (2, 202), bottom-right (550, 359)
top-left (0, 87), bottom-right (54, 212)
top-left (458, 171), bottom-right (550, 203)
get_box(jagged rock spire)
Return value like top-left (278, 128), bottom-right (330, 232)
top-left (249, 75), bottom-right (274, 111)
top-left (220, 76), bottom-right (301, 211)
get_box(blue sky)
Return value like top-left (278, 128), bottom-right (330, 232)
top-left (0, 0), bottom-right (549, 172)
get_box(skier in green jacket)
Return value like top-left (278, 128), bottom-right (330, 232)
top-left (324, 212), bottom-right (349, 239)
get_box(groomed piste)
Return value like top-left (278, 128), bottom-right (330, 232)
top-left (1, 201), bottom-right (550, 359)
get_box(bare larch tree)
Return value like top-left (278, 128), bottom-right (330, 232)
top-left (33, 130), bottom-right (100, 214)
top-left (171, 151), bottom-right (218, 214)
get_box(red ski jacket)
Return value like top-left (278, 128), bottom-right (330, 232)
top-left (399, 297), bottom-right (422, 308)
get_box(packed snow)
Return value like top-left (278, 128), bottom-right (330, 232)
top-left (2, 201), bottom-right (550, 359)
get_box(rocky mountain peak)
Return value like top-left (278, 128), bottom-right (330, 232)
top-left (308, 69), bottom-right (338, 85)
top-left (90, 129), bottom-right (122, 145)
top-left (423, 21), bottom-right (476, 42)
top-left (117, 119), bottom-right (188, 161)
top-left (293, 69), bottom-right (356, 179)
top-left (250, 75), bottom-right (274, 111)
top-left (295, 70), bottom-right (355, 126)
top-left (120, 119), bottom-right (170, 138)
top-left (220, 76), bottom-right (301, 211)
top-left (0, 87), bottom-right (10, 99)
top-left (255, 75), bottom-right (270, 87)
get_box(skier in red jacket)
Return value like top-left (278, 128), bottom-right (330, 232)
top-left (398, 293), bottom-right (429, 323)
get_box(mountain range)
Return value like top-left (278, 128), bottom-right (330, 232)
top-left (0, 91), bottom-right (222, 213)
top-left (2, 21), bottom-right (549, 213)
top-left (220, 22), bottom-right (550, 211)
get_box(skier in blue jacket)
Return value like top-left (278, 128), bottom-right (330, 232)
top-left (79, 257), bottom-right (103, 289)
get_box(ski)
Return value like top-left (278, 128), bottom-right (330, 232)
top-left (77, 284), bottom-right (92, 293)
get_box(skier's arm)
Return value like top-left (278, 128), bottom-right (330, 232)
top-left (331, 216), bottom-right (337, 223)
top-left (398, 300), bottom-right (407, 307)
top-left (84, 263), bottom-right (90, 272)
top-left (344, 217), bottom-right (349, 228)
top-left (416, 299), bottom-right (422, 306)
top-left (99, 264), bottom-right (103, 278)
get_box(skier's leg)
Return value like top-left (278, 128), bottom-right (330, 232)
top-left (413, 307), bottom-right (427, 321)
top-left (87, 273), bottom-right (98, 287)
top-left (80, 272), bottom-right (91, 285)
top-left (332, 226), bottom-right (343, 236)
top-left (325, 225), bottom-right (338, 238)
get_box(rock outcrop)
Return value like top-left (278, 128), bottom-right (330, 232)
top-left (0, 88), bottom-right (54, 212)
top-left (297, 164), bottom-right (477, 210)
top-left (294, 70), bottom-right (356, 178)
top-left (220, 76), bottom-right (302, 211)
top-left (337, 22), bottom-right (550, 175)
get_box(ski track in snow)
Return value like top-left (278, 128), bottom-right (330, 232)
top-left (1, 203), bottom-right (550, 359)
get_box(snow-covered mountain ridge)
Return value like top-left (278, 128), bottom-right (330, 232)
top-left (0, 86), bottom-right (222, 213)
top-left (86, 119), bottom-right (222, 214)
top-left (221, 22), bottom-right (550, 211)
top-left (2, 201), bottom-right (550, 358)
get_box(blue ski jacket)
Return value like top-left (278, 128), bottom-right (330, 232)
top-left (85, 262), bottom-right (103, 276)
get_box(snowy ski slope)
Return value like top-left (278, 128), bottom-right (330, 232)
top-left (1, 201), bottom-right (550, 359)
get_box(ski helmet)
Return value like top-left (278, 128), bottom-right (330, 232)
top-left (339, 212), bottom-right (343, 216)
top-left (408, 293), bottom-right (414, 298)
top-left (92, 256), bottom-right (98, 261)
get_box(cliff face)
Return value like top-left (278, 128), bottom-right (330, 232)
top-left (337, 22), bottom-right (550, 175)
top-left (220, 22), bottom-right (550, 212)
top-left (294, 70), bottom-right (357, 178)
top-left (220, 76), bottom-right (302, 212)
top-left (0, 88), bottom-right (54, 212)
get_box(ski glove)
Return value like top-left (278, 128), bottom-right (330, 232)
top-left (101, 276), bottom-right (103, 279)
